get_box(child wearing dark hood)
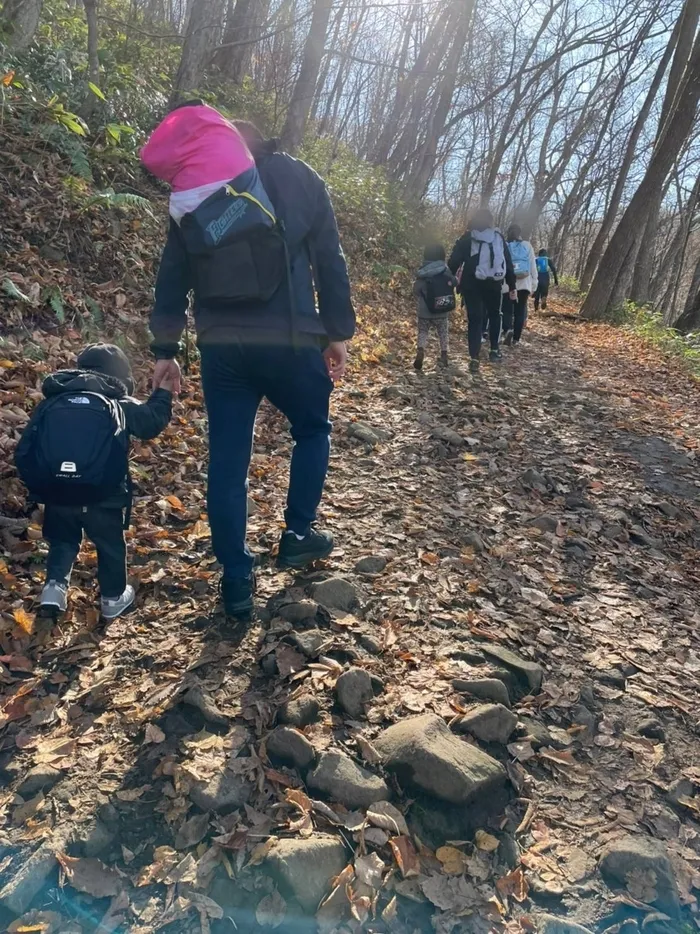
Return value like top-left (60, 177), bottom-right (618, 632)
top-left (15, 343), bottom-right (173, 619)
top-left (413, 244), bottom-right (457, 370)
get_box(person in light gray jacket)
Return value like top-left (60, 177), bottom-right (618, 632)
top-left (413, 244), bottom-right (457, 370)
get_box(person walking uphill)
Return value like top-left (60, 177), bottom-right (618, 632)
top-left (502, 223), bottom-right (537, 346)
top-left (413, 244), bottom-right (457, 371)
top-left (448, 209), bottom-right (516, 373)
top-left (534, 248), bottom-right (559, 311)
top-left (15, 344), bottom-right (173, 619)
top-left (142, 105), bottom-right (355, 619)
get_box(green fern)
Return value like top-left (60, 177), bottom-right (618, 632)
top-left (43, 285), bottom-right (65, 323)
top-left (85, 188), bottom-right (154, 217)
top-left (85, 296), bottom-right (103, 327)
top-left (38, 124), bottom-right (93, 181)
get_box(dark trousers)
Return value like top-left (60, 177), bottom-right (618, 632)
top-left (502, 289), bottom-right (530, 342)
top-left (200, 339), bottom-right (333, 580)
top-left (534, 275), bottom-right (550, 309)
top-left (462, 282), bottom-right (502, 358)
top-left (44, 505), bottom-right (127, 598)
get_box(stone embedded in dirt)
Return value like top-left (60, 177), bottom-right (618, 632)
top-left (539, 914), bottom-right (595, 934)
top-left (336, 667), bottom-right (374, 718)
top-left (0, 826), bottom-right (71, 915)
top-left (527, 514), bottom-right (559, 533)
top-left (492, 438), bottom-right (509, 452)
top-left (417, 412), bottom-right (435, 427)
top-left (356, 631), bottom-right (382, 655)
top-left (79, 819), bottom-right (116, 858)
top-left (311, 577), bottom-right (359, 612)
top-left (637, 718), bottom-right (665, 741)
top-left (278, 695), bottom-right (321, 728)
top-left (431, 425), bottom-right (465, 445)
top-left (266, 726), bottom-right (316, 770)
top-left (598, 835), bottom-right (680, 917)
top-left (452, 678), bottom-right (511, 708)
top-left (354, 555), bottom-right (388, 575)
top-left (348, 421), bottom-right (389, 447)
top-left (306, 750), bottom-right (390, 809)
top-left (456, 704), bottom-right (517, 744)
top-left (463, 531), bottom-right (485, 553)
top-left (570, 704), bottom-right (597, 735)
top-left (521, 467), bottom-right (548, 491)
top-left (247, 495), bottom-right (259, 516)
top-left (278, 601), bottom-right (319, 623)
top-left (518, 716), bottom-right (555, 750)
top-left (374, 713), bottom-right (508, 805)
top-left (290, 628), bottom-right (327, 658)
top-left (182, 685), bottom-right (228, 726)
top-left (16, 765), bottom-right (61, 798)
top-left (265, 835), bottom-right (347, 913)
top-left (370, 673), bottom-right (385, 696)
top-left (189, 769), bottom-right (251, 813)
top-left (480, 645), bottom-right (543, 693)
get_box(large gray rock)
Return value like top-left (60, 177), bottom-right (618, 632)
top-left (290, 629), bottom-right (327, 658)
top-left (452, 678), bottom-right (511, 707)
top-left (311, 578), bottom-right (359, 612)
top-left (336, 668), bottom-right (374, 718)
top-left (456, 704), bottom-right (517, 744)
top-left (189, 769), bottom-right (251, 813)
top-left (354, 555), bottom-right (388, 575)
top-left (266, 835), bottom-right (347, 913)
top-left (266, 727), bottom-right (316, 770)
top-left (278, 695), bottom-right (321, 728)
top-left (481, 645), bottom-right (543, 693)
top-left (17, 765), bottom-right (62, 798)
top-left (374, 714), bottom-right (507, 805)
top-left (279, 601), bottom-right (319, 623)
top-left (599, 835), bottom-right (679, 916)
top-left (0, 827), bottom-right (72, 915)
top-left (539, 915), bottom-right (595, 934)
top-left (307, 750), bottom-right (390, 809)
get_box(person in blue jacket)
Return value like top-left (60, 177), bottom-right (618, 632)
top-left (148, 118), bottom-right (355, 619)
top-left (534, 248), bottom-right (559, 311)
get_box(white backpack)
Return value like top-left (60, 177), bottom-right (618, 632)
top-left (471, 230), bottom-right (506, 282)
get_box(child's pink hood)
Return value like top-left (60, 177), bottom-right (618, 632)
top-left (140, 105), bottom-right (253, 192)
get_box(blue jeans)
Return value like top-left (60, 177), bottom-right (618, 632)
top-left (200, 339), bottom-right (333, 579)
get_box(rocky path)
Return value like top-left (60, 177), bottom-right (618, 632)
top-left (1, 302), bottom-right (700, 934)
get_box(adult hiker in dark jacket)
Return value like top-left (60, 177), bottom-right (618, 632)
top-left (534, 248), bottom-right (559, 310)
top-left (16, 343), bottom-right (173, 619)
top-left (448, 208), bottom-right (516, 373)
top-left (148, 117), bottom-right (355, 619)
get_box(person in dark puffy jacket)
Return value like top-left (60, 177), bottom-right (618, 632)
top-left (148, 116), bottom-right (355, 620)
top-left (16, 344), bottom-right (172, 619)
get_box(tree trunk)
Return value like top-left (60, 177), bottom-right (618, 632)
top-left (580, 32), bottom-right (700, 320)
top-left (579, 25), bottom-right (680, 291)
top-left (79, 0), bottom-right (101, 122)
top-left (1, 0), bottom-right (43, 50)
top-left (215, 0), bottom-right (267, 83)
top-left (629, 0), bottom-right (700, 304)
top-left (675, 254), bottom-right (700, 331)
top-left (280, 0), bottom-right (333, 153)
top-left (171, 0), bottom-right (226, 105)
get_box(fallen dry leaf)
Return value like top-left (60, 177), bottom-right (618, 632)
top-left (57, 854), bottom-right (122, 898)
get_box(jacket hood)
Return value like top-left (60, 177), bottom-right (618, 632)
top-left (42, 370), bottom-right (128, 400)
top-left (418, 260), bottom-right (449, 278)
top-left (76, 343), bottom-right (134, 394)
top-left (470, 227), bottom-right (499, 243)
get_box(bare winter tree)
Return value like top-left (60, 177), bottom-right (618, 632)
top-left (281, 0), bottom-right (333, 152)
top-left (171, 0), bottom-right (226, 105)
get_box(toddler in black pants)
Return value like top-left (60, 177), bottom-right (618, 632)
top-left (15, 344), bottom-right (173, 619)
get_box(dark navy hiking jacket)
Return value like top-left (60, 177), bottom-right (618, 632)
top-left (149, 152), bottom-right (356, 358)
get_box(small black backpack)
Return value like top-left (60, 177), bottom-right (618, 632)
top-left (426, 271), bottom-right (456, 314)
top-left (15, 392), bottom-right (128, 505)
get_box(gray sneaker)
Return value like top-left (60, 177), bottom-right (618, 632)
top-left (40, 581), bottom-right (68, 613)
top-left (100, 585), bottom-right (135, 620)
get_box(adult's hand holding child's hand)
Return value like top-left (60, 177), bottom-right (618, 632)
top-left (154, 359), bottom-right (181, 395)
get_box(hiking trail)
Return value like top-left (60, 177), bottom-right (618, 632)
top-left (2, 301), bottom-right (700, 934)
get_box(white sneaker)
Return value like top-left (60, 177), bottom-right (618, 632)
top-left (100, 585), bottom-right (135, 620)
top-left (40, 581), bottom-right (68, 613)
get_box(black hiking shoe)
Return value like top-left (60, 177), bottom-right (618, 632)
top-left (489, 349), bottom-right (502, 363)
top-left (220, 574), bottom-right (255, 618)
top-left (278, 529), bottom-right (334, 569)
top-left (439, 352), bottom-right (449, 368)
top-left (503, 329), bottom-right (514, 346)
top-left (413, 348), bottom-right (425, 371)
top-left (469, 358), bottom-right (480, 374)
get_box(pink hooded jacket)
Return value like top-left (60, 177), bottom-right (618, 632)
top-left (140, 104), bottom-right (254, 192)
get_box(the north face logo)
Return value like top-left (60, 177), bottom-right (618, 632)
top-left (68, 396), bottom-right (90, 404)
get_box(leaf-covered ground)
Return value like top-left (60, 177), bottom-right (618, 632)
top-left (2, 291), bottom-right (700, 934)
